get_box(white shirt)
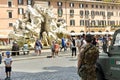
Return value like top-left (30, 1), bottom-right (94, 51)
top-left (23, 44), bottom-right (28, 50)
top-left (4, 57), bottom-right (12, 65)
top-left (76, 39), bottom-right (81, 47)
top-left (82, 39), bottom-right (87, 48)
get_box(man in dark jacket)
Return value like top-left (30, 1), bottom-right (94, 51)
top-left (11, 42), bottom-right (19, 56)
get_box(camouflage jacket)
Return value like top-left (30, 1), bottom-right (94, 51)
top-left (80, 44), bottom-right (99, 66)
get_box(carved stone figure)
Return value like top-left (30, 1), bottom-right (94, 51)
top-left (9, 5), bottom-right (68, 47)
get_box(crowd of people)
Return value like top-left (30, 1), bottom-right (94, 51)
top-left (49, 34), bottom-right (112, 80)
top-left (48, 33), bottom-right (112, 58)
top-left (0, 34), bottom-right (113, 80)
top-left (9, 33), bottom-right (112, 58)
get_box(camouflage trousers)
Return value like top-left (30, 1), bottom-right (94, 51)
top-left (80, 66), bottom-right (97, 80)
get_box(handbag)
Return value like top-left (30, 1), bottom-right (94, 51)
top-left (77, 44), bottom-right (93, 77)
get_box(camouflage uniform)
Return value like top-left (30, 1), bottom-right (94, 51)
top-left (80, 44), bottom-right (99, 80)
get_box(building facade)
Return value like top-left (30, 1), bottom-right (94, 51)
top-left (41, 0), bottom-right (120, 33)
top-left (0, 0), bottom-right (32, 44)
top-left (0, 0), bottom-right (120, 42)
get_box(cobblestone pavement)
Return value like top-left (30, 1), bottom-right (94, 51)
top-left (0, 49), bottom-right (81, 80)
top-left (0, 67), bottom-right (80, 80)
top-left (1, 49), bottom-right (71, 61)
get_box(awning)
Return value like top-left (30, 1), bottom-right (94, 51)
top-left (0, 35), bottom-right (8, 38)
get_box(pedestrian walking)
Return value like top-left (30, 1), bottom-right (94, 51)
top-left (34, 39), bottom-right (42, 56)
top-left (79, 34), bottom-right (87, 49)
top-left (77, 34), bottom-right (99, 80)
top-left (92, 36), bottom-right (97, 46)
top-left (60, 37), bottom-right (66, 51)
top-left (102, 36), bottom-right (108, 53)
top-left (71, 37), bottom-right (77, 57)
top-left (76, 35), bottom-right (81, 54)
top-left (51, 40), bottom-right (55, 58)
top-left (4, 51), bottom-right (13, 80)
top-left (77, 34), bottom-right (87, 54)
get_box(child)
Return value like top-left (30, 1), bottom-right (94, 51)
top-left (4, 51), bottom-right (12, 80)
top-left (54, 41), bottom-right (60, 56)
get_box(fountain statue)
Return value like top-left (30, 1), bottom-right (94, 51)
top-left (9, 5), bottom-right (68, 47)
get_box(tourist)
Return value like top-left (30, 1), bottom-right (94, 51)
top-left (54, 41), bottom-right (60, 56)
top-left (11, 42), bottom-right (19, 56)
top-left (102, 36), bottom-right (108, 53)
top-left (76, 35), bottom-right (81, 54)
top-left (92, 36), bottom-right (97, 46)
top-left (80, 34), bottom-right (87, 48)
top-left (60, 37), bottom-right (66, 51)
top-left (51, 40), bottom-right (55, 58)
top-left (23, 43), bottom-right (29, 55)
top-left (78, 34), bottom-right (87, 54)
top-left (71, 37), bottom-right (77, 57)
top-left (34, 39), bottom-right (42, 56)
top-left (4, 51), bottom-right (13, 80)
top-left (16, 43), bottom-right (20, 55)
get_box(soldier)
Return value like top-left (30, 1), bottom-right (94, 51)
top-left (77, 34), bottom-right (99, 80)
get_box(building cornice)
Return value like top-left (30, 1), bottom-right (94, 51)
top-left (34, 0), bottom-right (120, 5)
top-left (66, 0), bottom-right (120, 5)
